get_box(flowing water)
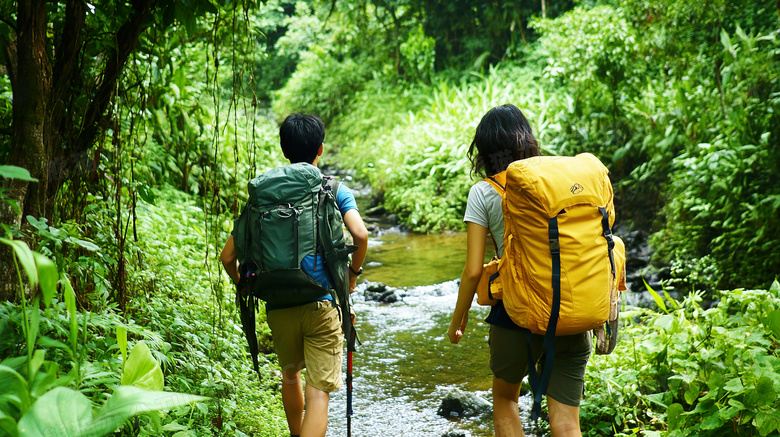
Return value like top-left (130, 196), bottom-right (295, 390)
top-left (325, 230), bottom-right (543, 437)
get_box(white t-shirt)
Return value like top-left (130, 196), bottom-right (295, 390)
top-left (463, 180), bottom-right (504, 256)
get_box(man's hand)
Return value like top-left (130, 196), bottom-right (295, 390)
top-left (349, 269), bottom-right (358, 293)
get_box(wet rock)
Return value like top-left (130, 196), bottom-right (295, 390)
top-left (365, 205), bottom-right (386, 216)
top-left (437, 389), bottom-right (491, 418)
top-left (363, 281), bottom-right (400, 303)
top-left (442, 431), bottom-right (471, 437)
top-left (379, 291), bottom-right (398, 303)
top-left (365, 281), bottom-right (389, 294)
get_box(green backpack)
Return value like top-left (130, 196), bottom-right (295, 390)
top-left (232, 162), bottom-right (351, 307)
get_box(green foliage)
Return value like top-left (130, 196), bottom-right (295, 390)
top-left (0, 238), bottom-right (207, 437)
top-left (582, 280), bottom-right (780, 436)
top-left (531, 5), bottom-right (644, 158)
top-left (273, 48), bottom-right (371, 125)
top-left (648, 25), bottom-right (780, 290)
top-left (412, 0), bottom-right (575, 69)
top-left (400, 24), bottom-right (436, 83)
top-left (333, 65), bottom-right (562, 232)
top-left (125, 186), bottom-right (289, 435)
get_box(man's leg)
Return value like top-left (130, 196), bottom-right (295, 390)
top-left (493, 376), bottom-right (524, 437)
top-left (300, 382), bottom-right (330, 437)
top-left (547, 395), bottom-right (582, 437)
top-left (281, 369), bottom-right (304, 436)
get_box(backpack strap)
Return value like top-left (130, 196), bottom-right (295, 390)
top-left (599, 207), bottom-right (616, 278)
top-left (527, 213), bottom-right (564, 421)
top-left (484, 171), bottom-right (507, 194)
top-left (482, 171), bottom-right (507, 258)
top-left (317, 177), bottom-right (360, 351)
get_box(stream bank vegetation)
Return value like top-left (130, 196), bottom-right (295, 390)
top-left (1, 0), bottom-right (779, 435)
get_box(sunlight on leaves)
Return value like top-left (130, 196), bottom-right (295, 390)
top-left (121, 341), bottom-right (164, 391)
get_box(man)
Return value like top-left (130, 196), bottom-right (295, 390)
top-left (221, 113), bottom-right (368, 437)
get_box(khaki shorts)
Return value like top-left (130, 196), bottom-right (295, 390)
top-left (266, 300), bottom-right (344, 393)
top-left (489, 324), bottom-right (591, 407)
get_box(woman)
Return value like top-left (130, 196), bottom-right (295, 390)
top-left (447, 104), bottom-right (590, 437)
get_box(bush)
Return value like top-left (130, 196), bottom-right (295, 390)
top-left (582, 280), bottom-right (780, 436)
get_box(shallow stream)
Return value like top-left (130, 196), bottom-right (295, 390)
top-left (324, 230), bottom-right (543, 437)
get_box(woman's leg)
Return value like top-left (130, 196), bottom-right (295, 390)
top-left (493, 376), bottom-right (524, 437)
top-left (547, 395), bottom-right (582, 437)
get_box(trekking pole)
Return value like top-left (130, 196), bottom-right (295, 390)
top-left (347, 319), bottom-right (355, 437)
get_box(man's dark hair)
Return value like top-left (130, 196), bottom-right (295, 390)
top-left (468, 104), bottom-right (540, 177)
top-left (279, 113), bottom-right (325, 164)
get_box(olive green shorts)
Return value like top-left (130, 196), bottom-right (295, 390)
top-left (266, 300), bottom-right (344, 393)
top-left (489, 324), bottom-right (591, 407)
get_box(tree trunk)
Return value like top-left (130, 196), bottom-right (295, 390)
top-left (1, 0), bottom-right (153, 303)
top-left (0, 0), bottom-right (51, 302)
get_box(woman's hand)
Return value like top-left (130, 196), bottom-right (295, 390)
top-left (447, 312), bottom-right (469, 344)
top-left (447, 222), bottom-right (488, 345)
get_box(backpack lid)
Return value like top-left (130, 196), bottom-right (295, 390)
top-left (247, 162), bottom-right (323, 206)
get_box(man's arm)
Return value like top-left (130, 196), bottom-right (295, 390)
top-left (342, 209), bottom-right (368, 292)
top-left (220, 235), bottom-right (240, 285)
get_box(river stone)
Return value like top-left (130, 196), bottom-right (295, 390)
top-left (363, 281), bottom-right (400, 303)
top-left (378, 290), bottom-right (398, 303)
top-left (437, 389), bottom-right (491, 418)
top-left (442, 431), bottom-right (470, 437)
top-left (364, 281), bottom-right (389, 294)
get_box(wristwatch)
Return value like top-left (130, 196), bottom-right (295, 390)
top-left (349, 264), bottom-right (363, 276)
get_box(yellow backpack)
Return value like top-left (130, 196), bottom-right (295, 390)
top-left (480, 153), bottom-right (626, 420)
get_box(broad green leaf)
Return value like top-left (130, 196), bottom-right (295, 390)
top-left (700, 412), bottom-right (726, 430)
top-left (117, 326), bottom-right (127, 364)
top-left (723, 377), bottom-right (744, 393)
top-left (121, 342), bottom-right (163, 391)
top-left (85, 386), bottom-right (208, 436)
top-left (720, 405), bottom-right (742, 421)
top-left (756, 410), bottom-right (780, 436)
top-left (68, 238), bottom-right (100, 252)
top-left (17, 387), bottom-right (92, 437)
top-left (644, 279), bottom-right (667, 313)
top-left (0, 410), bottom-right (18, 437)
top-left (36, 336), bottom-right (69, 351)
top-left (30, 361), bottom-right (64, 400)
top-left (765, 310), bottom-right (780, 339)
top-left (663, 289), bottom-right (681, 311)
top-left (756, 376), bottom-right (776, 404)
top-left (27, 299), bottom-right (39, 354)
top-left (0, 239), bottom-right (37, 287)
top-left (684, 382), bottom-right (700, 405)
top-left (666, 403), bottom-right (684, 430)
top-left (0, 165), bottom-right (37, 182)
top-left (61, 276), bottom-right (79, 357)
top-left (32, 253), bottom-right (57, 307)
top-left (770, 279), bottom-right (779, 296)
top-left (28, 350), bottom-right (45, 381)
top-left (0, 365), bottom-right (31, 413)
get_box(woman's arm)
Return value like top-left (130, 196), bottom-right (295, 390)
top-left (448, 222), bottom-right (488, 344)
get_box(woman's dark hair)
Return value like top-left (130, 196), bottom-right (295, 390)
top-left (280, 113), bottom-right (325, 163)
top-left (468, 104), bottom-right (540, 177)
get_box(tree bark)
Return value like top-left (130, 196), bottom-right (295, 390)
top-left (1, 0), bottom-right (154, 302)
top-left (0, 0), bottom-right (50, 302)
